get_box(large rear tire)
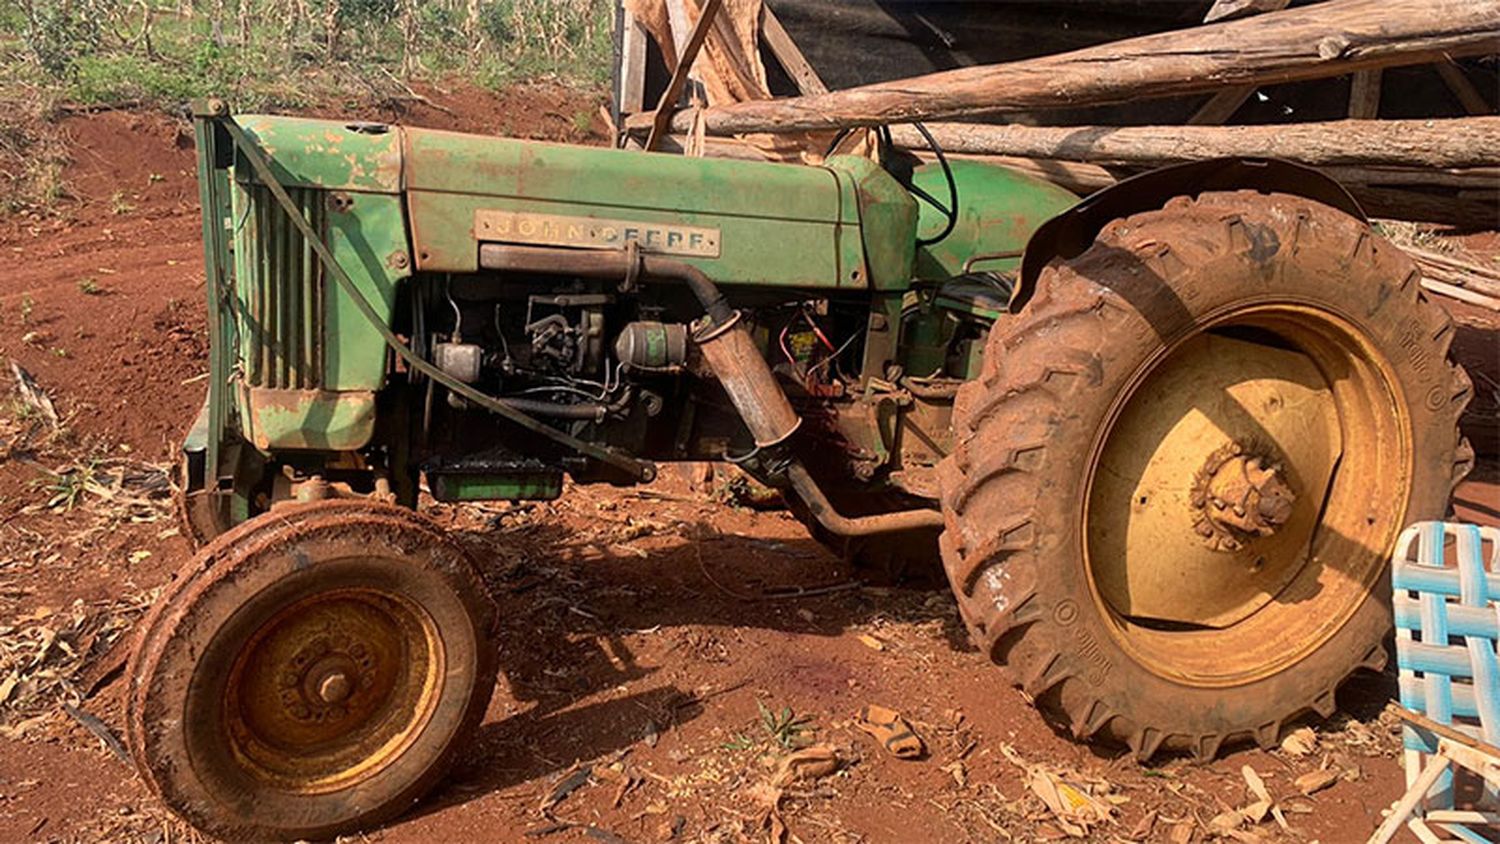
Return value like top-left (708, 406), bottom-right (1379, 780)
top-left (938, 191), bottom-right (1473, 760)
top-left (127, 501), bottom-right (498, 839)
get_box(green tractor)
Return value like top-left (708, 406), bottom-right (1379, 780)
top-left (128, 99), bottom-right (1471, 839)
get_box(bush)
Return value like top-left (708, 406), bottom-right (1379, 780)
top-left (23, 0), bottom-right (105, 78)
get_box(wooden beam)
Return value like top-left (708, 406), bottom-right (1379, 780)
top-left (1347, 69), bottom-right (1383, 117)
top-left (886, 117), bottom-right (1500, 169)
top-left (761, 5), bottom-right (827, 95)
top-left (1190, 0), bottom-right (1291, 124)
top-left (644, 0), bottom-right (723, 151)
top-left (629, 0), bottom-right (1500, 137)
top-left (617, 11), bottom-right (649, 118)
top-left (1436, 60), bottom-right (1493, 115)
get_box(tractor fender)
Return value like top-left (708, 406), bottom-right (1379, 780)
top-left (1011, 157), bottom-right (1365, 312)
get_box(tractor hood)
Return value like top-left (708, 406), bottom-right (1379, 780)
top-left (232, 115), bottom-right (920, 290)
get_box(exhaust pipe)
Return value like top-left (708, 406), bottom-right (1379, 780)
top-left (479, 244), bottom-right (944, 537)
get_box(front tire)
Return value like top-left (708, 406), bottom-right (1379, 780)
top-left (937, 191), bottom-right (1472, 760)
top-left (127, 501), bottom-right (498, 839)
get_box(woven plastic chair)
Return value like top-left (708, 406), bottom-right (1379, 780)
top-left (1371, 521), bottom-right (1500, 844)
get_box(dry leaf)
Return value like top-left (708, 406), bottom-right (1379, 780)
top-left (1281, 726), bottom-right (1317, 756)
top-left (770, 745), bottom-right (839, 788)
top-left (941, 760), bottom-right (967, 788)
top-left (1244, 799), bottom-right (1272, 824)
top-left (1242, 765), bottom-right (1271, 803)
top-left (1167, 822), bottom-right (1195, 844)
top-left (1209, 809), bottom-right (1246, 836)
top-left (1028, 769), bottom-right (1111, 837)
top-left (1127, 810), bottom-right (1157, 841)
top-left (1294, 768), bottom-right (1340, 795)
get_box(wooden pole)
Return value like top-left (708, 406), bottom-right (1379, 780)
top-left (761, 6), bottom-right (827, 96)
top-left (627, 0), bottom-right (1500, 136)
top-left (888, 117), bottom-right (1500, 170)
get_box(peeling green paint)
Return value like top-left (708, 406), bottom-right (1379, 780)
top-left (237, 386), bottom-right (376, 450)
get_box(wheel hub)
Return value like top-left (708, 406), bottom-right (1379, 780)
top-left (225, 589), bottom-right (440, 792)
top-left (1192, 446), bottom-right (1297, 551)
top-left (279, 634), bottom-right (378, 723)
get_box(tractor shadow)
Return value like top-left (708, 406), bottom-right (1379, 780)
top-left (407, 497), bottom-right (971, 817)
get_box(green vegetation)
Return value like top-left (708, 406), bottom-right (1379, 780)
top-left (723, 701), bottom-right (816, 752)
top-left (0, 0), bottom-right (614, 213)
top-left (2, 0), bottom-right (614, 110)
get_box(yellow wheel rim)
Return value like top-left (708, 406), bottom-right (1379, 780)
top-left (1084, 304), bottom-right (1411, 686)
top-left (223, 588), bottom-right (443, 793)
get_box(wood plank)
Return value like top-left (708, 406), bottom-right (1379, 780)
top-left (1348, 68), bottom-right (1383, 117)
top-left (1436, 61), bottom-right (1493, 115)
top-left (628, 0), bottom-right (1500, 137)
top-left (761, 5), bottom-right (827, 95)
top-left (644, 0), bottom-right (724, 151)
top-left (618, 12), bottom-right (649, 117)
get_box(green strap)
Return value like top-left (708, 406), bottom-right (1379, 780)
top-left (219, 117), bottom-right (655, 481)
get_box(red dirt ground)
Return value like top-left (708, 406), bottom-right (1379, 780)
top-left (0, 82), bottom-right (1496, 844)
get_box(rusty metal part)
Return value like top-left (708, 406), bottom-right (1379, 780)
top-left (482, 242), bottom-right (944, 536)
top-left (225, 587), bottom-right (441, 790)
top-left (787, 463), bottom-right (944, 536)
top-left (479, 244), bottom-right (734, 325)
top-left (1192, 446), bottom-right (1297, 548)
top-left (126, 501), bottom-right (497, 840)
top-left (695, 312), bottom-right (802, 448)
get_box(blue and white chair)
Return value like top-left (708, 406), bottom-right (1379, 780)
top-left (1372, 522), bottom-right (1500, 844)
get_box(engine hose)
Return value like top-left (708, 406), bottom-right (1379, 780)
top-left (497, 388), bottom-right (633, 423)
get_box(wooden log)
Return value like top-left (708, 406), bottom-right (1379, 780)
top-left (1348, 186), bottom-right (1498, 230)
top-left (888, 117), bottom-right (1500, 170)
top-left (627, 0), bottom-right (1500, 136)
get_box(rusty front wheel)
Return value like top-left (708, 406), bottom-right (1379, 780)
top-left (938, 191), bottom-right (1473, 760)
top-left (127, 501), bottom-right (497, 840)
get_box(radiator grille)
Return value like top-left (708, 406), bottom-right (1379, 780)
top-left (242, 185), bottom-right (325, 389)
